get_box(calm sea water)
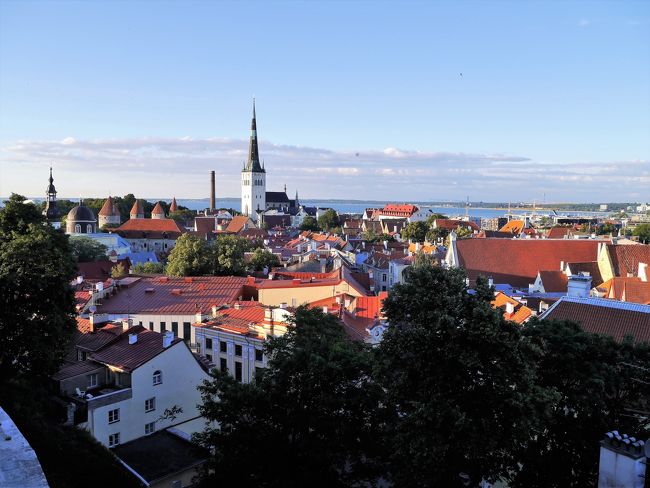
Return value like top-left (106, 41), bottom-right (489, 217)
top-left (175, 198), bottom-right (507, 219)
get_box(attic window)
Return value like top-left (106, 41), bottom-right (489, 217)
top-left (145, 288), bottom-right (155, 293)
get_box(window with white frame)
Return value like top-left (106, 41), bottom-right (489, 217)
top-left (153, 370), bottom-right (162, 385)
top-left (145, 397), bottom-right (155, 412)
top-left (108, 433), bottom-right (120, 447)
top-left (145, 422), bottom-right (156, 435)
top-left (108, 408), bottom-right (120, 424)
top-left (87, 373), bottom-right (98, 387)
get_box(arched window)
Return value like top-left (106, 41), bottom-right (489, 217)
top-left (86, 224), bottom-right (92, 233)
top-left (153, 370), bottom-right (162, 385)
top-left (75, 224), bottom-right (81, 233)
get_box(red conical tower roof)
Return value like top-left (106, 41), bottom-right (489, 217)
top-left (170, 197), bottom-right (178, 213)
top-left (151, 202), bottom-right (165, 216)
top-left (99, 196), bottom-right (116, 216)
top-left (130, 200), bottom-right (144, 217)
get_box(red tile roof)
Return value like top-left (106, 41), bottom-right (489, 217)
top-left (99, 196), bottom-right (119, 216)
top-left (115, 218), bottom-right (185, 239)
top-left (546, 227), bottom-right (570, 239)
top-left (599, 277), bottom-right (650, 304)
top-left (169, 197), bottom-right (178, 213)
top-left (608, 244), bottom-right (650, 277)
top-left (78, 259), bottom-right (130, 281)
top-left (543, 297), bottom-right (650, 343)
top-left (90, 326), bottom-right (183, 372)
top-left (75, 291), bottom-right (92, 311)
top-left (434, 219), bottom-right (480, 231)
top-left (538, 270), bottom-right (569, 293)
top-left (130, 200), bottom-right (144, 216)
top-left (95, 276), bottom-right (246, 315)
top-left (340, 292), bottom-right (387, 340)
top-left (226, 216), bottom-right (253, 234)
top-left (194, 217), bottom-right (216, 236)
top-left (151, 202), bottom-right (165, 216)
top-left (491, 292), bottom-right (533, 324)
top-left (195, 303), bottom-right (270, 337)
top-left (381, 204), bottom-right (418, 217)
top-left (456, 238), bottom-right (602, 287)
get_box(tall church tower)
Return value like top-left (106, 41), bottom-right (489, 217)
top-left (43, 167), bottom-right (61, 229)
top-left (241, 99), bottom-right (266, 221)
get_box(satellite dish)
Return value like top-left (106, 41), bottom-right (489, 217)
top-left (644, 439), bottom-right (650, 458)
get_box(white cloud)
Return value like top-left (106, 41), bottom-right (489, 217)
top-left (0, 136), bottom-right (647, 202)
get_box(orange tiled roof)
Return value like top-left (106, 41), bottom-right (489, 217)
top-left (225, 215), bottom-right (252, 233)
top-left (546, 227), bottom-right (570, 239)
top-left (130, 200), bottom-right (144, 215)
top-left (499, 220), bottom-right (525, 234)
top-left (599, 277), bottom-right (650, 304)
top-left (608, 244), bottom-right (650, 278)
top-left (170, 197), bottom-right (178, 213)
top-left (491, 292), bottom-right (533, 324)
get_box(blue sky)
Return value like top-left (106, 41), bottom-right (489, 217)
top-left (1, 0), bottom-right (649, 202)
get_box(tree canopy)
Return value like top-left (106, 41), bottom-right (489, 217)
top-left (69, 235), bottom-right (108, 262)
top-left (165, 234), bottom-right (212, 277)
top-left (194, 307), bottom-right (384, 488)
top-left (376, 266), bottom-right (545, 486)
top-left (317, 209), bottom-right (340, 232)
top-left (249, 248), bottom-right (280, 273)
top-left (0, 194), bottom-right (77, 382)
top-left (633, 223), bottom-right (650, 244)
top-left (300, 216), bottom-right (319, 231)
top-left (401, 220), bottom-right (428, 242)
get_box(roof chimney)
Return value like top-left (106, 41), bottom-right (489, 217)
top-left (210, 170), bottom-right (216, 212)
top-left (129, 333), bottom-right (138, 345)
top-left (567, 274), bottom-right (592, 298)
top-left (323, 306), bottom-right (328, 314)
top-left (122, 319), bottom-right (131, 332)
top-left (163, 330), bottom-right (174, 348)
top-left (505, 302), bottom-right (515, 315)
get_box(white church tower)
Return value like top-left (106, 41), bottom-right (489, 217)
top-left (241, 99), bottom-right (266, 221)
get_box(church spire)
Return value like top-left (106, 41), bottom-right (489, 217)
top-left (244, 98), bottom-right (264, 173)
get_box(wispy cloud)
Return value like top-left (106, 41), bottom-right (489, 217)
top-left (1, 136), bottom-right (648, 202)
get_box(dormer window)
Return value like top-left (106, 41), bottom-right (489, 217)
top-left (153, 370), bottom-right (162, 385)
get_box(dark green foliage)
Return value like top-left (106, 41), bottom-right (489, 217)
top-left (376, 267), bottom-right (546, 486)
top-left (131, 261), bottom-right (165, 274)
top-left (425, 226), bottom-right (449, 243)
top-left (317, 209), bottom-right (340, 231)
top-left (249, 248), bottom-right (280, 272)
top-left (165, 234), bottom-right (212, 277)
top-left (633, 223), bottom-right (650, 243)
top-left (166, 233), bottom-right (252, 277)
top-left (194, 307), bottom-right (384, 488)
top-left (401, 220), bottom-right (428, 242)
top-left (513, 319), bottom-right (650, 488)
top-left (300, 215), bottom-right (320, 231)
top-left (69, 235), bottom-right (108, 262)
top-left (0, 194), bottom-right (77, 382)
top-left (169, 208), bottom-right (196, 223)
top-left (362, 230), bottom-right (395, 243)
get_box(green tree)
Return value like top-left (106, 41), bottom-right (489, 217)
top-left (165, 233), bottom-right (211, 276)
top-left (249, 248), bottom-right (280, 272)
top-left (0, 194), bottom-right (77, 382)
top-left (401, 221), bottom-right (428, 242)
top-left (376, 266), bottom-right (545, 487)
top-left (211, 234), bottom-right (252, 276)
top-left (110, 261), bottom-right (127, 279)
top-left (362, 231), bottom-right (395, 243)
top-left (194, 307), bottom-right (384, 488)
top-left (169, 209), bottom-right (196, 224)
top-left (300, 216), bottom-right (320, 231)
top-left (425, 226), bottom-right (449, 243)
top-left (317, 209), bottom-right (340, 231)
top-left (632, 223), bottom-right (650, 244)
top-left (513, 319), bottom-right (650, 488)
top-left (132, 261), bottom-right (165, 274)
top-left (69, 235), bottom-right (108, 262)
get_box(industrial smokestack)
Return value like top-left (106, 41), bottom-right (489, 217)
top-left (210, 170), bottom-right (216, 212)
